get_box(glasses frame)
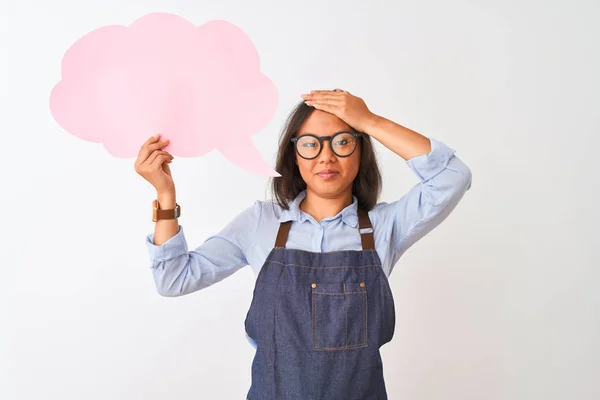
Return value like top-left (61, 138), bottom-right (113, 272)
top-left (290, 132), bottom-right (363, 160)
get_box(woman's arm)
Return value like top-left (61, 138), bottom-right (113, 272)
top-left (145, 201), bottom-right (261, 296)
top-left (364, 117), bottom-right (472, 274)
top-left (362, 114), bottom-right (432, 160)
top-left (299, 91), bottom-right (471, 274)
top-left (301, 90), bottom-right (431, 160)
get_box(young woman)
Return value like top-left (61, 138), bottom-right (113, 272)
top-left (135, 89), bottom-right (472, 399)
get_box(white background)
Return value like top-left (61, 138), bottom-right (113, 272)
top-left (1, 0), bottom-right (598, 399)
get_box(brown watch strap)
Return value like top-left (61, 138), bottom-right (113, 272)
top-left (153, 200), bottom-right (181, 221)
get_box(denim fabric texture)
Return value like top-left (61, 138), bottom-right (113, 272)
top-left (244, 212), bottom-right (395, 400)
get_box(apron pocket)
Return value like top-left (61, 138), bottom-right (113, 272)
top-left (311, 282), bottom-right (368, 351)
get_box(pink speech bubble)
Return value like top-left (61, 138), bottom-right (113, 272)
top-left (50, 13), bottom-right (280, 177)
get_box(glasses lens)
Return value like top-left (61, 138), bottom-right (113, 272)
top-left (296, 135), bottom-right (320, 158)
top-left (332, 133), bottom-right (357, 156)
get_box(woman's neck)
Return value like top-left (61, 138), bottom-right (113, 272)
top-left (299, 189), bottom-right (353, 223)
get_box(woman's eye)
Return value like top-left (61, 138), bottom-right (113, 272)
top-left (302, 142), bottom-right (317, 148)
top-left (335, 140), bottom-right (350, 146)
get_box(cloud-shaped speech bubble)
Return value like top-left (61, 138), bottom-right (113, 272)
top-left (50, 13), bottom-right (280, 177)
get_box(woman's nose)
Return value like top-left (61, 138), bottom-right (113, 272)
top-left (318, 139), bottom-right (336, 160)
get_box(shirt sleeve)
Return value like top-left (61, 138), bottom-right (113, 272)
top-left (144, 200), bottom-right (262, 296)
top-left (374, 137), bottom-right (472, 275)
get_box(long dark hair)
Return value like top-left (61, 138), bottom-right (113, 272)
top-left (269, 101), bottom-right (382, 211)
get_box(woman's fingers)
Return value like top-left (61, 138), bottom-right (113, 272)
top-left (137, 135), bottom-right (160, 161)
top-left (134, 136), bottom-right (176, 193)
top-left (149, 154), bottom-right (173, 171)
top-left (147, 139), bottom-right (170, 153)
top-left (146, 150), bottom-right (173, 168)
top-left (137, 135), bottom-right (170, 164)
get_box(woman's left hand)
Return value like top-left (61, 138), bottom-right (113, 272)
top-left (301, 89), bottom-right (379, 133)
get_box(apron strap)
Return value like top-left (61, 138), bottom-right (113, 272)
top-left (358, 208), bottom-right (375, 250)
top-left (275, 220), bottom-right (292, 248)
top-left (274, 208), bottom-right (375, 250)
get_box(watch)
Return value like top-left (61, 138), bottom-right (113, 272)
top-left (152, 199), bottom-right (181, 222)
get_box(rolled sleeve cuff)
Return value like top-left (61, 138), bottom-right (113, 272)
top-left (406, 137), bottom-right (456, 182)
top-left (145, 225), bottom-right (188, 263)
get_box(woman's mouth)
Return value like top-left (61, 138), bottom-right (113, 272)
top-left (317, 171), bottom-right (339, 179)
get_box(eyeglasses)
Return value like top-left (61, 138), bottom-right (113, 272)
top-left (291, 132), bottom-right (362, 160)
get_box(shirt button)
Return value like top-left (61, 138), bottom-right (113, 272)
top-left (360, 282), bottom-right (365, 288)
top-left (311, 283), bottom-right (317, 288)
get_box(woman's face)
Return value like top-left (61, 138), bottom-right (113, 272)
top-left (294, 110), bottom-right (361, 199)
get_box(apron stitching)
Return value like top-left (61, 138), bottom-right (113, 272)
top-left (276, 248), bottom-right (371, 255)
top-left (344, 283), bottom-right (348, 348)
top-left (365, 286), bottom-right (368, 345)
top-left (313, 291), bottom-right (363, 295)
top-left (268, 260), bottom-right (380, 269)
top-left (313, 344), bottom-right (368, 351)
top-left (312, 290), bottom-right (316, 348)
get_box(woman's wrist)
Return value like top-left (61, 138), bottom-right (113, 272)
top-left (156, 190), bottom-right (177, 209)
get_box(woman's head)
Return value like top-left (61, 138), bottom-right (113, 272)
top-left (270, 101), bottom-right (381, 211)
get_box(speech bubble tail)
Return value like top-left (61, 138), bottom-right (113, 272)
top-left (218, 141), bottom-right (281, 177)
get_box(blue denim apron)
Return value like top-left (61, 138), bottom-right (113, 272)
top-left (244, 208), bottom-right (396, 399)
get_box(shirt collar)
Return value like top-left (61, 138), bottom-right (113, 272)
top-left (277, 190), bottom-right (359, 228)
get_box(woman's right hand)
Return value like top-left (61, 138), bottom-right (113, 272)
top-left (134, 134), bottom-right (175, 194)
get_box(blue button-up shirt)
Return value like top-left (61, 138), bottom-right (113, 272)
top-left (145, 137), bottom-right (472, 297)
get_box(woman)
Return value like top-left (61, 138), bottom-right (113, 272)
top-left (135, 89), bottom-right (472, 399)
